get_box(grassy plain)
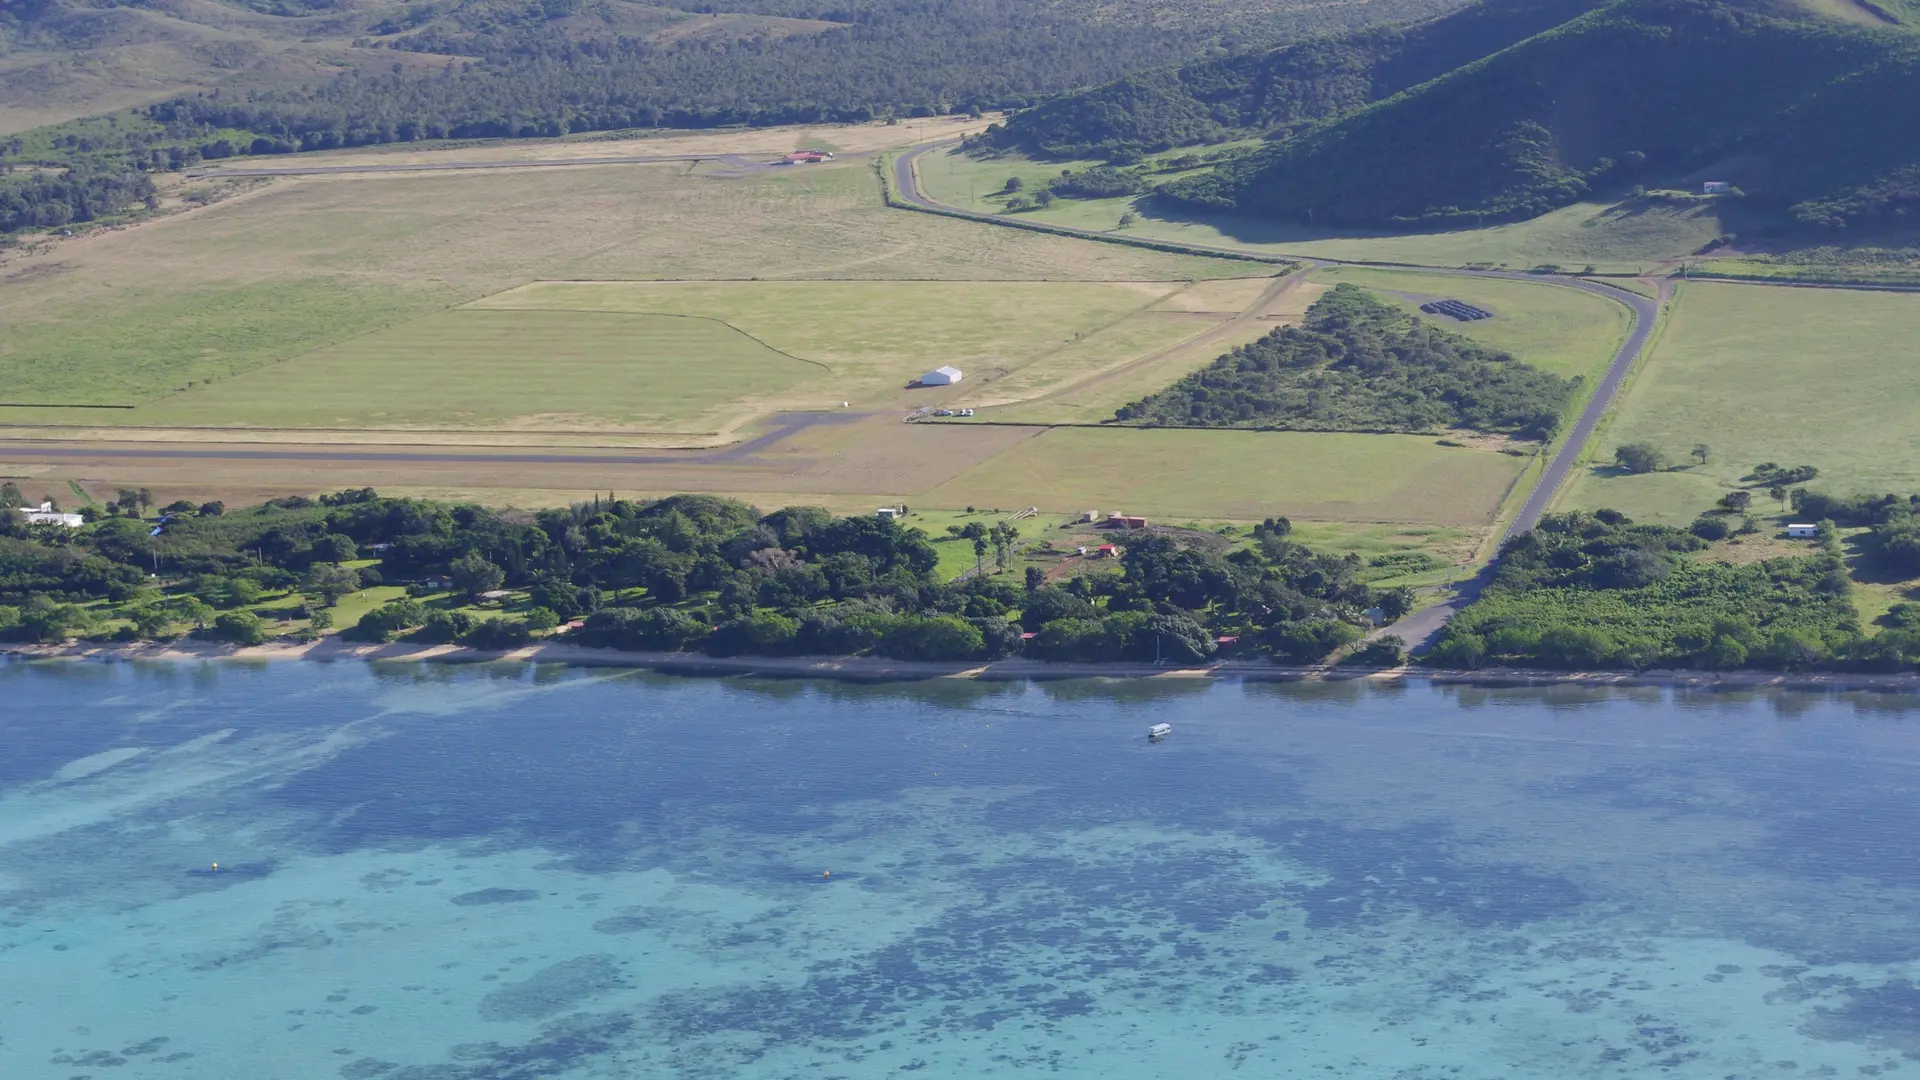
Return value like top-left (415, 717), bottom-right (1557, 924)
top-left (1564, 281), bottom-right (1920, 523)
top-left (979, 279), bottom-right (1324, 424)
top-left (0, 154), bottom-right (1256, 434)
top-left (921, 428), bottom-right (1529, 525)
top-left (1306, 266), bottom-right (1629, 383)
top-left (463, 278), bottom-right (1218, 424)
top-left (917, 147), bottom-right (1728, 273)
top-left (128, 310), bottom-right (825, 431)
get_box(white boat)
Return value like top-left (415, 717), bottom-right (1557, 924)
top-left (1148, 723), bottom-right (1172, 740)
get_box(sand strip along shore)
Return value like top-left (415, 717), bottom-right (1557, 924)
top-left (7, 637), bottom-right (1920, 693)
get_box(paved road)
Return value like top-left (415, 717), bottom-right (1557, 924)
top-left (894, 140), bottom-right (1664, 648)
top-left (190, 152), bottom-right (774, 178)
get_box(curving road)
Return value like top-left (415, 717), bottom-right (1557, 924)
top-left (894, 140), bottom-right (1662, 648)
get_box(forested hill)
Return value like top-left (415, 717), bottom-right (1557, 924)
top-left (149, 1), bottom-right (1198, 141)
top-left (982, 0), bottom-right (1606, 159)
top-left (0, 0), bottom-right (1472, 233)
top-left (1166, 0), bottom-right (1920, 232)
top-left (1114, 283), bottom-right (1575, 437)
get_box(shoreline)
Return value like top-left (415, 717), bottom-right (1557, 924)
top-left (7, 638), bottom-right (1920, 694)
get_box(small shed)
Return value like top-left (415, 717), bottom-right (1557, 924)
top-left (876, 507), bottom-right (902, 519)
top-left (1786, 523), bottom-right (1819, 538)
top-left (1703, 181), bottom-right (1733, 195)
top-left (920, 365), bottom-right (964, 386)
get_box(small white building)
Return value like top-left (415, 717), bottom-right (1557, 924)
top-left (1786, 523), bottom-right (1819, 538)
top-left (919, 365), bottom-right (964, 386)
top-left (1703, 181), bottom-right (1733, 195)
top-left (876, 507), bottom-right (903, 519)
top-left (17, 501), bottom-right (83, 528)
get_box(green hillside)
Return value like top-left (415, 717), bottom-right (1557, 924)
top-left (984, 0), bottom-right (1607, 158)
top-left (1167, 0), bottom-right (1920, 231)
top-left (1114, 283), bottom-right (1575, 437)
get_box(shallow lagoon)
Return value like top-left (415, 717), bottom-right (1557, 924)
top-left (6, 661), bottom-right (1920, 1078)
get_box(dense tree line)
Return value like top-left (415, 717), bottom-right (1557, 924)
top-left (0, 489), bottom-right (1398, 664)
top-left (144, 1), bottom-right (1203, 152)
top-left (0, 168), bottom-right (155, 233)
top-left (1115, 284), bottom-right (1573, 437)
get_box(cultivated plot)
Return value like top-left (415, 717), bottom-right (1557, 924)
top-left (1565, 281), bottom-right (1920, 522)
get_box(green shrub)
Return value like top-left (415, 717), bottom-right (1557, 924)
top-left (462, 617), bottom-right (532, 650)
top-left (706, 611), bottom-right (801, 657)
top-left (212, 611), bottom-right (267, 647)
top-left (346, 598), bottom-right (427, 643)
top-left (577, 607), bottom-right (708, 651)
top-left (877, 614), bottom-right (985, 661)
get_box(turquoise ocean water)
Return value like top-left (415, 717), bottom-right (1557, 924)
top-left (5, 659), bottom-right (1920, 1078)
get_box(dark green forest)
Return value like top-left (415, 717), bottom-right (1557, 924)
top-left (0, 486), bottom-right (1396, 665)
top-left (0, 0), bottom-right (1217, 233)
top-left (1115, 283), bottom-right (1574, 437)
top-left (982, 0), bottom-right (1605, 159)
top-left (1168, 0), bottom-right (1920, 231)
top-left (977, 0), bottom-right (1920, 238)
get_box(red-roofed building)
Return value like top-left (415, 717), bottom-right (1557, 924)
top-left (782, 150), bottom-right (834, 164)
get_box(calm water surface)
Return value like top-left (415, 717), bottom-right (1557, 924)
top-left (5, 659), bottom-right (1920, 1078)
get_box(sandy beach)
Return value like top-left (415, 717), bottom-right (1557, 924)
top-left (8, 636), bottom-right (1920, 693)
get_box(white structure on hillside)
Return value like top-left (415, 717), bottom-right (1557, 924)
top-left (1703, 181), bottom-right (1733, 195)
top-left (1786, 523), bottom-right (1819, 538)
top-left (17, 501), bottom-right (83, 528)
top-left (920, 365), bottom-right (964, 386)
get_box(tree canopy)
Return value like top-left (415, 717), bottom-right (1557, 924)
top-left (1115, 283), bottom-right (1573, 438)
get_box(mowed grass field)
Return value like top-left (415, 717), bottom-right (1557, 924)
top-left (0, 152), bottom-right (1257, 432)
top-left (921, 428), bottom-right (1529, 525)
top-left (126, 309), bottom-right (824, 431)
top-left (1565, 281), bottom-right (1920, 523)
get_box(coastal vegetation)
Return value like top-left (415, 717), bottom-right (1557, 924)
top-left (1114, 284), bottom-right (1574, 437)
top-left (0, 488), bottom-right (1394, 665)
top-left (1427, 501), bottom-right (1920, 672)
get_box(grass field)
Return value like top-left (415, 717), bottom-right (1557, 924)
top-left (921, 427), bottom-right (1529, 525)
top-left (0, 279), bottom-right (438, 406)
top-left (126, 309), bottom-right (826, 431)
top-left (0, 152), bottom-right (1259, 435)
top-left (979, 279), bottom-right (1321, 424)
top-left (463, 278), bottom-right (1221, 426)
top-left (1564, 281), bottom-right (1920, 523)
top-left (1304, 266), bottom-right (1629, 383)
top-left (916, 147), bottom-right (1728, 274)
